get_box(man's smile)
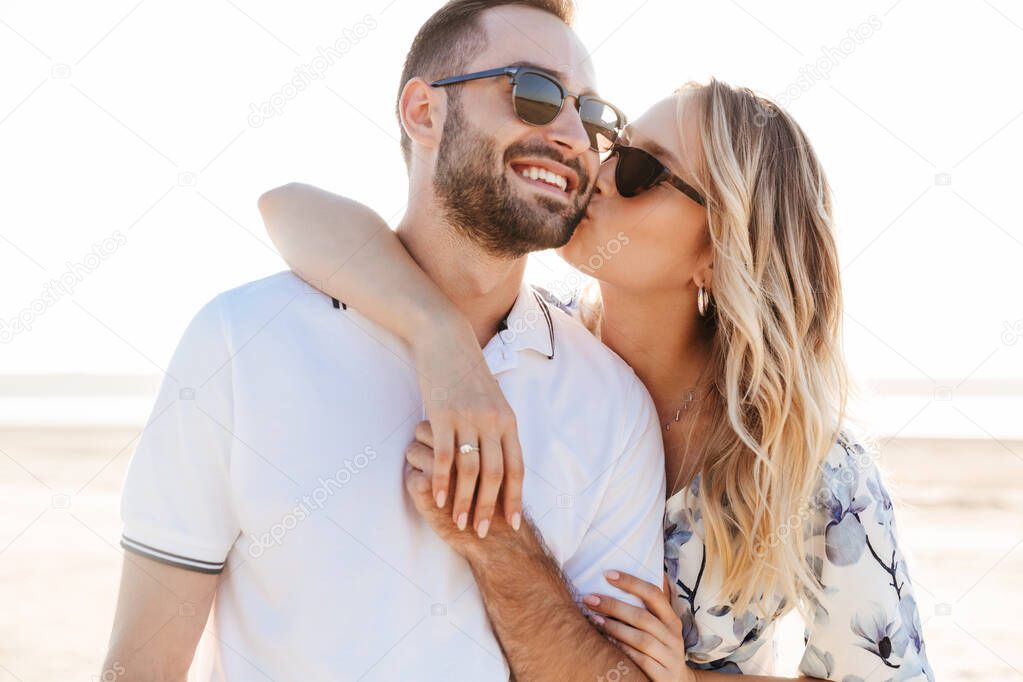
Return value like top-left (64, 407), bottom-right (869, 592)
top-left (508, 157), bottom-right (580, 199)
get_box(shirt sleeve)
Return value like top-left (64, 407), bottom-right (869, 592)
top-left (797, 432), bottom-right (934, 681)
top-left (561, 374), bottom-right (667, 609)
top-left (119, 293), bottom-right (240, 574)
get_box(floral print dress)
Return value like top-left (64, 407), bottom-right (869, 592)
top-left (664, 430), bottom-right (934, 680)
top-left (533, 286), bottom-right (933, 679)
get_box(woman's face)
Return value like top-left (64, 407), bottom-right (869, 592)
top-left (559, 94), bottom-right (711, 294)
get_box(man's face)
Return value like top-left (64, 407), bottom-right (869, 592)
top-left (432, 5), bottom-right (602, 258)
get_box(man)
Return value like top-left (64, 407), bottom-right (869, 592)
top-left (103, 1), bottom-right (666, 680)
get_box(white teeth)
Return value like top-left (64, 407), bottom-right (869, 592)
top-left (517, 165), bottom-right (568, 191)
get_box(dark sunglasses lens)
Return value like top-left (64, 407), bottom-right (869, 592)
top-left (615, 146), bottom-right (660, 197)
top-left (579, 98), bottom-right (621, 152)
top-left (513, 72), bottom-right (563, 125)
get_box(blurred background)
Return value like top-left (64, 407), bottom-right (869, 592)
top-left (1, 0), bottom-right (1021, 679)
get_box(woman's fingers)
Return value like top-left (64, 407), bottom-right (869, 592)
top-left (611, 638), bottom-right (666, 681)
top-left (584, 593), bottom-right (673, 647)
top-left (604, 571), bottom-right (678, 626)
top-left (500, 427), bottom-right (524, 531)
top-left (472, 431), bottom-right (503, 538)
top-left (450, 427), bottom-right (480, 531)
top-left (592, 616), bottom-right (673, 673)
top-left (589, 573), bottom-right (688, 680)
top-left (415, 406), bottom-right (524, 539)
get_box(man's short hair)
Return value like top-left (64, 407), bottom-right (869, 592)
top-left (397, 0), bottom-right (576, 167)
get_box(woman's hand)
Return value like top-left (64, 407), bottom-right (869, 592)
top-left (410, 325), bottom-right (524, 539)
top-left (584, 571), bottom-right (694, 682)
top-left (403, 421), bottom-right (528, 559)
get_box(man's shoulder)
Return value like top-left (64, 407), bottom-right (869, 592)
top-left (178, 271), bottom-right (330, 350)
top-left (214, 270), bottom-right (316, 311)
top-left (206, 270), bottom-right (410, 363)
top-left (206, 270), bottom-right (329, 329)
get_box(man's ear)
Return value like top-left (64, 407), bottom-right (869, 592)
top-left (398, 77), bottom-right (445, 155)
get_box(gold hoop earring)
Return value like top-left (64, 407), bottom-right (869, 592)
top-left (698, 286), bottom-right (712, 317)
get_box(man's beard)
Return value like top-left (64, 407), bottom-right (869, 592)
top-left (433, 99), bottom-right (591, 258)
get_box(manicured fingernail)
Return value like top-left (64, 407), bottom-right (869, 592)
top-left (435, 490), bottom-right (446, 508)
top-left (511, 512), bottom-right (521, 531)
top-left (583, 594), bottom-right (601, 606)
top-left (604, 570), bottom-right (620, 581)
top-left (592, 614), bottom-right (605, 625)
top-left (476, 519), bottom-right (490, 538)
top-left (456, 512), bottom-right (468, 530)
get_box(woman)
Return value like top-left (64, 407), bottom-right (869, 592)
top-left (258, 78), bottom-right (933, 680)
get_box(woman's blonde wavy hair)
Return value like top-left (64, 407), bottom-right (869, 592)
top-left (582, 77), bottom-right (866, 620)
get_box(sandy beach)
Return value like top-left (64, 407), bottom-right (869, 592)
top-left (0, 426), bottom-right (1020, 681)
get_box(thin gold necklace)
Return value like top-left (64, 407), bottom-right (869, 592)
top-left (664, 362), bottom-right (713, 431)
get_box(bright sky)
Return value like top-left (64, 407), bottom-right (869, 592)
top-left (1, 0), bottom-right (1021, 433)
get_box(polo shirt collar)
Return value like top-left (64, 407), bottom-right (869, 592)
top-left (496, 283), bottom-right (556, 360)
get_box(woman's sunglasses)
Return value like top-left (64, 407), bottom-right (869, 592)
top-left (430, 66), bottom-right (626, 153)
top-left (610, 143), bottom-right (706, 206)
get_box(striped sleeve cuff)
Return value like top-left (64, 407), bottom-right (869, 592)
top-left (120, 535), bottom-right (226, 574)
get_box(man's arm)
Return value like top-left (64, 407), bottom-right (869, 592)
top-left (464, 517), bottom-right (647, 682)
top-left (403, 365), bottom-right (665, 680)
top-left (404, 445), bottom-right (649, 682)
top-left (461, 374), bottom-right (666, 680)
top-left (102, 554), bottom-right (217, 682)
top-left (105, 293), bottom-right (238, 679)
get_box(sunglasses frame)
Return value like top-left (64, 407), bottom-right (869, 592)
top-left (430, 66), bottom-right (626, 152)
top-left (611, 143), bottom-right (707, 207)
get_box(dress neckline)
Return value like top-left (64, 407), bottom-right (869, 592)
top-left (666, 471), bottom-right (701, 507)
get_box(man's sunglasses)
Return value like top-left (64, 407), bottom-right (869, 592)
top-left (610, 143), bottom-right (706, 206)
top-left (430, 66), bottom-right (626, 152)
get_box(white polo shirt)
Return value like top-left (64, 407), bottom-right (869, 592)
top-left (120, 271), bottom-right (665, 681)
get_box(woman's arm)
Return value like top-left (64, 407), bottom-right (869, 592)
top-left (258, 183), bottom-right (448, 349)
top-left (257, 183), bottom-right (524, 535)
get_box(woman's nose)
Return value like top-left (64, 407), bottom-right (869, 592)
top-left (594, 154), bottom-right (618, 197)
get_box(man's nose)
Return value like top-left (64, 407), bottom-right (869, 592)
top-left (543, 97), bottom-right (592, 157)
